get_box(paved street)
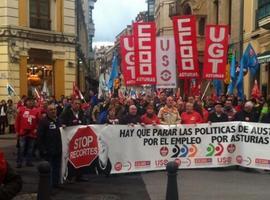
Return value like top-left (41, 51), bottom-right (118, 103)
top-left (1, 134), bottom-right (270, 200)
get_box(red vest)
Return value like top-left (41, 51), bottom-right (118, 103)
top-left (15, 106), bottom-right (39, 138)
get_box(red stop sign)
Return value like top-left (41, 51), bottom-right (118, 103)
top-left (69, 127), bottom-right (99, 168)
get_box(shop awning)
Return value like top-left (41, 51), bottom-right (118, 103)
top-left (258, 51), bottom-right (270, 64)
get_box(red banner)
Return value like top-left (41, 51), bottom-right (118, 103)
top-left (203, 25), bottom-right (229, 79)
top-left (173, 16), bottom-right (199, 79)
top-left (120, 35), bottom-right (136, 86)
top-left (134, 22), bottom-right (156, 85)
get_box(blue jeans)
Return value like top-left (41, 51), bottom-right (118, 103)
top-left (17, 136), bottom-right (35, 164)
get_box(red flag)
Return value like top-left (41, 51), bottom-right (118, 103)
top-left (118, 89), bottom-right (125, 104)
top-left (173, 16), bottom-right (199, 79)
top-left (203, 25), bottom-right (229, 79)
top-left (133, 22), bottom-right (157, 85)
top-left (191, 79), bottom-right (201, 96)
top-left (73, 82), bottom-right (84, 100)
top-left (120, 35), bottom-right (136, 86)
top-left (251, 80), bottom-right (261, 99)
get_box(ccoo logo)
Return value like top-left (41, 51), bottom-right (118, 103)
top-left (171, 144), bottom-right (198, 158)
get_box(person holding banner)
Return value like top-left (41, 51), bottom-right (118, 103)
top-left (140, 104), bottom-right (160, 125)
top-left (120, 105), bottom-right (141, 125)
top-left (60, 98), bottom-right (88, 182)
top-left (158, 96), bottom-right (181, 125)
top-left (60, 98), bottom-right (85, 127)
top-left (234, 101), bottom-right (258, 122)
top-left (208, 102), bottom-right (228, 123)
top-left (181, 102), bottom-right (203, 125)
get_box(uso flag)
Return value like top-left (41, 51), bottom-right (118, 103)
top-left (133, 22), bottom-right (157, 85)
top-left (120, 35), bottom-right (136, 86)
top-left (173, 15), bottom-right (199, 78)
top-left (203, 25), bottom-right (229, 79)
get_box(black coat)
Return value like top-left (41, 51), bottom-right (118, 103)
top-left (0, 163), bottom-right (22, 200)
top-left (120, 114), bottom-right (141, 125)
top-left (37, 116), bottom-right (62, 157)
top-left (208, 112), bottom-right (228, 123)
top-left (234, 110), bottom-right (258, 122)
top-left (60, 106), bottom-right (85, 127)
top-left (261, 113), bottom-right (270, 123)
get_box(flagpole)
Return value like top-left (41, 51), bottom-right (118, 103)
top-left (201, 81), bottom-right (211, 100)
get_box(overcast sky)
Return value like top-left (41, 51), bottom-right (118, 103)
top-left (93, 0), bottom-right (147, 47)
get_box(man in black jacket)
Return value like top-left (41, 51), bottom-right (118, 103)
top-left (0, 152), bottom-right (22, 200)
top-left (234, 101), bottom-right (258, 122)
top-left (208, 102), bottom-right (228, 123)
top-left (59, 98), bottom-right (88, 182)
top-left (60, 98), bottom-right (85, 127)
top-left (38, 103), bottom-right (62, 188)
top-left (120, 105), bottom-right (141, 125)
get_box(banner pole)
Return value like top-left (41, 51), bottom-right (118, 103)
top-left (201, 81), bottom-right (211, 100)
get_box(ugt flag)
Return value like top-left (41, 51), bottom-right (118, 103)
top-left (203, 25), bottom-right (229, 79)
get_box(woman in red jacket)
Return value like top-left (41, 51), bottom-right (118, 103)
top-left (140, 104), bottom-right (160, 125)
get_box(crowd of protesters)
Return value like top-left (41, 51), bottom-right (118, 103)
top-left (0, 90), bottom-right (270, 191)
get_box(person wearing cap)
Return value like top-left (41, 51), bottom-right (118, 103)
top-left (158, 96), bottom-right (181, 125)
top-left (0, 151), bottom-right (22, 200)
top-left (234, 101), bottom-right (258, 122)
top-left (120, 105), bottom-right (141, 125)
top-left (15, 97), bottom-right (40, 168)
top-left (208, 102), bottom-right (228, 123)
top-left (140, 104), bottom-right (160, 125)
top-left (181, 102), bottom-right (203, 125)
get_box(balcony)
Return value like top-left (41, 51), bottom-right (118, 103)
top-left (30, 16), bottom-right (51, 31)
top-left (169, 1), bottom-right (183, 18)
top-left (257, 3), bottom-right (270, 29)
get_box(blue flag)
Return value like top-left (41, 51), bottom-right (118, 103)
top-left (227, 55), bottom-right (236, 95)
top-left (107, 54), bottom-right (119, 90)
top-left (243, 43), bottom-right (259, 76)
top-left (6, 84), bottom-right (15, 96)
top-left (213, 79), bottom-right (222, 97)
top-left (236, 58), bottom-right (244, 100)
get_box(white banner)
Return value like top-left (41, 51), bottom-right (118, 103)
top-left (61, 122), bottom-right (270, 180)
top-left (156, 36), bottom-right (177, 89)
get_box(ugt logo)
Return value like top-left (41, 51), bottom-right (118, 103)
top-left (171, 144), bottom-right (198, 158)
top-left (206, 143), bottom-right (224, 157)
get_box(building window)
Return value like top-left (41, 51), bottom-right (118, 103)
top-left (198, 17), bottom-right (206, 36)
top-left (183, 4), bottom-right (192, 15)
top-left (257, 0), bottom-right (270, 21)
top-left (30, 0), bottom-right (51, 30)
